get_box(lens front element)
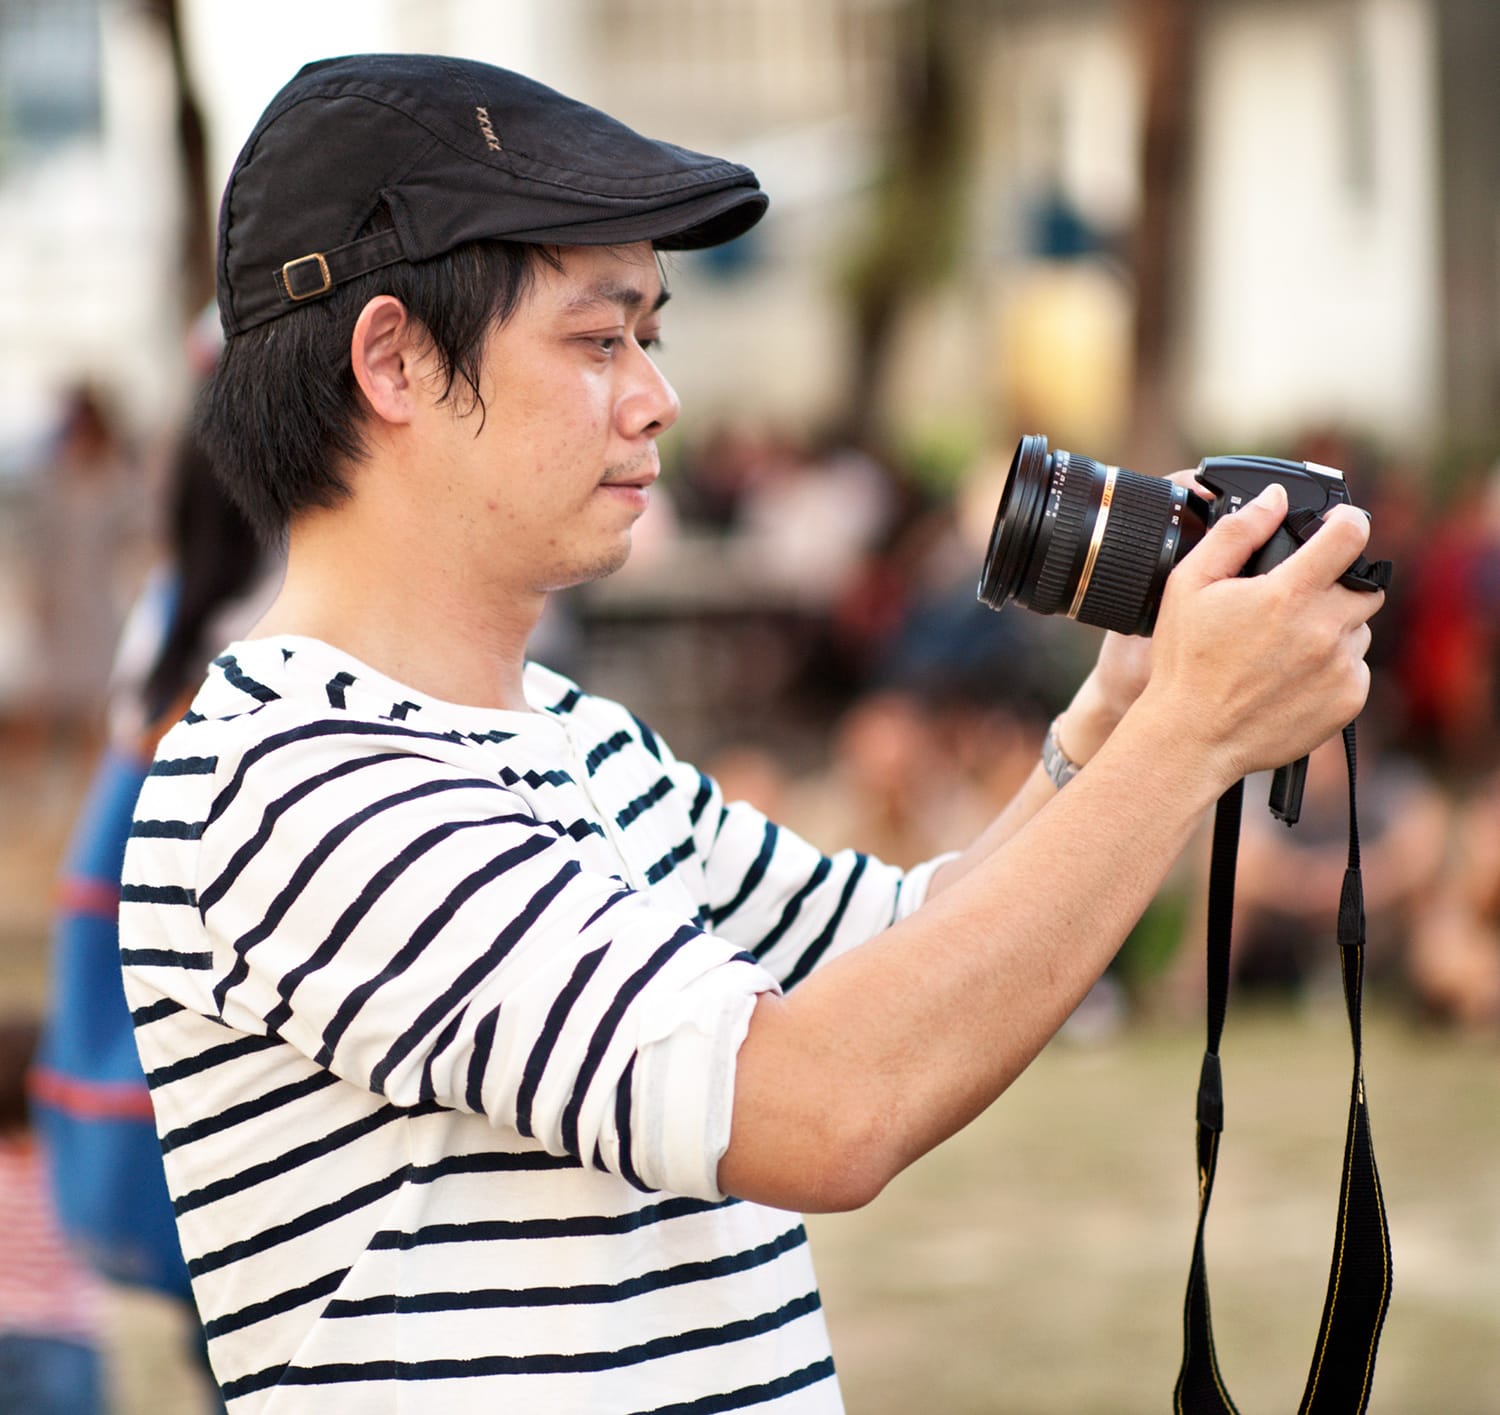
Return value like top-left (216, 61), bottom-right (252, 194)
top-left (978, 434), bottom-right (1052, 609)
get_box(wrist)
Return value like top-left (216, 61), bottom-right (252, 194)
top-left (1054, 671), bottom-right (1122, 768)
top-left (1127, 681), bottom-right (1241, 803)
top-left (1041, 716), bottom-right (1083, 790)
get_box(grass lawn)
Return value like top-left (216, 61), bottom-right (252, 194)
top-left (807, 1002), bottom-right (1500, 1415)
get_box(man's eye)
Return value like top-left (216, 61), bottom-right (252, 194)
top-left (589, 333), bottom-right (662, 356)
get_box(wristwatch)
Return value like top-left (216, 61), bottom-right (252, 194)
top-left (1041, 717), bottom-right (1083, 789)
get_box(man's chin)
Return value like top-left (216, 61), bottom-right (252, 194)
top-left (542, 536), bottom-right (634, 593)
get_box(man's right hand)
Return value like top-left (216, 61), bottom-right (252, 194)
top-left (1141, 481), bottom-right (1382, 792)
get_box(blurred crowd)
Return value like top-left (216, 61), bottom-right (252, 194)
top-left (0, 343), bottom-right (270, 1414)
top-left (4, 397), bottom-right (1499, 1034)
top-left (571, 418), bottom-right (1500, 1035)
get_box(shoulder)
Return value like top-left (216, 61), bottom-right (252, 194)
top-left (145, 649), bottom-right (508, 825)
top-left (525, 660), bottom-right (676, 769)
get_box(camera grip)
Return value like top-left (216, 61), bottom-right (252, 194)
top-left (1243, 523), bottom-right (1302, 578)
top-left (1252, 505), bottom-right (1384, 829)
top-left (1268, 755), bottom-right (1307, 826)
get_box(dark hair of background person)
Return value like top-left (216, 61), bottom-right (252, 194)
top-left (0, 1015), bottom-right (42, 1132)
top-left (197, 218), bottom-right (561, 543)
top-left (139, 432), bottom-right (266, 726)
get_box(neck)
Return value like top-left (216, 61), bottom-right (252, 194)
top-left (252, 506), bottom-right (545, 713)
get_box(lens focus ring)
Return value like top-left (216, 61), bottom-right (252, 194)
top-left (1073, 470), bottom-right (1179, 634)
top-left (1029, 454), bottom-right (1096, 615)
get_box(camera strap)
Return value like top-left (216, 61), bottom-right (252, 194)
top-left (1174, 721), bottom-right (1393, 1413)
top-left (1282, 508), bottom-right (1393, 595)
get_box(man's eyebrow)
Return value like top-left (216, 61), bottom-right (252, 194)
top-left (562, 281), bottom-right (671, 317)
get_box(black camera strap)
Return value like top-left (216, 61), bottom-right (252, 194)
top-left (1174, 722), bottom-right (1393, 1413)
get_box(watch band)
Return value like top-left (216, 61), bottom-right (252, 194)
top-left (1041, 717), bottom-right (1082, 789)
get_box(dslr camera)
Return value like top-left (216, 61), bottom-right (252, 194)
top-left (977, 434), bottom-right (1389, 821)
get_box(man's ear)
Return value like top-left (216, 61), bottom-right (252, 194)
top-left (350, 296), bottom-right (421, 427)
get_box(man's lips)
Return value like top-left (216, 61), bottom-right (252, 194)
top-left (599, 464), bottom-right (659, 492)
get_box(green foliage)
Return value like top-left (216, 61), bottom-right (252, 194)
top-left (895, 417), bottom-right (987, 495)
top-left (1115, 885), bottom-right (1190, 996)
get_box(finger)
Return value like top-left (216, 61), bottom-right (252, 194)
top-left (1348, 585), bottom-right (1385, 627)
top-left (1270, 503), bottom-right (1374, 593)
top-left (1165, 467), bottom-right (1210, 498)
top-left (1176, 482), bottom-right (1287, 585)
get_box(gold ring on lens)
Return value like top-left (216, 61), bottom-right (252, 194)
top-left (1069, 465), bottom-right (1117, 619)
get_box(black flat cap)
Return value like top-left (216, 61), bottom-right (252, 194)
top-left (217, 53), bottom-right (769, 335)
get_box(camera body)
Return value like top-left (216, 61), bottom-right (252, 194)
top-left (1194, 454), bottom-right (1355, 581)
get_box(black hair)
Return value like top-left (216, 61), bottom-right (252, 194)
top-left (140, 431), bottom-right (264, 723)
top-left (196, 236), bottom-right (557, 543)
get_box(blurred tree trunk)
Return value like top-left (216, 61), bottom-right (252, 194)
top-left (1128, 0), bottom-right (1201, 470)
top-left (144, 0), bottom-right (214, 323)
top-left (837, 0), bottom-right (982, 457)
top-left (1434, 0), bottom-right (1500, 442)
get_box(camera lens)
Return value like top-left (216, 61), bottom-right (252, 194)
top-left (977, 435), bottom-right (1205, 636)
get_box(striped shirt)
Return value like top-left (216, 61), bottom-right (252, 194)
top-left (120, 636), bottom-right (944, 1413)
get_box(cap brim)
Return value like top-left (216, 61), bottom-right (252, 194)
top-left (652, 187), bottom-right (769, 250)
top-left (496, 185), bottom-right (768, 253)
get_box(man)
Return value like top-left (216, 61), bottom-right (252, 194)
top-left (121, 54), bottom-right (1381, 1413)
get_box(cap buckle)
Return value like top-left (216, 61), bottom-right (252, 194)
top-left (281, 252), bottom-right (333, 301)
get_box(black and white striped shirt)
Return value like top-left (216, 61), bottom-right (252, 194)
top-left (120, 637), bottom-right (944, 1413)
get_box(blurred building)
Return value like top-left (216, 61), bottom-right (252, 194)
top-left (0, 0), bottom-right (182, 461)
top-left (0, 0), bottom-right (1496, 480)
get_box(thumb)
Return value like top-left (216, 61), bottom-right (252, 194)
top-left (1178, 483), bottom-right (1287, 586)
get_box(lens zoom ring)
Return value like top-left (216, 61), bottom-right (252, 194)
top-left (1031, 457), bottom-right (1097, 615)
top-left (1077, 471), bottom-right (1176, 633)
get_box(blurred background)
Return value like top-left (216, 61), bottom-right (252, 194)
top-left (0, 0), bottom-right (1496, 1411)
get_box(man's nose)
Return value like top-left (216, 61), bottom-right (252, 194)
top-left (619, 349), bottom-right (680, 440)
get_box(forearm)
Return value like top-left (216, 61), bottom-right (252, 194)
top-left (927, 666), bottom-right (1128, 897)
top-left (720, 695), bottom-right (1223, 1212)
top-left (721, 489), bottom-right (1382, 1213)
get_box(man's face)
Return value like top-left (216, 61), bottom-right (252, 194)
top-left (422, 241), bottom-right (680, 595)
